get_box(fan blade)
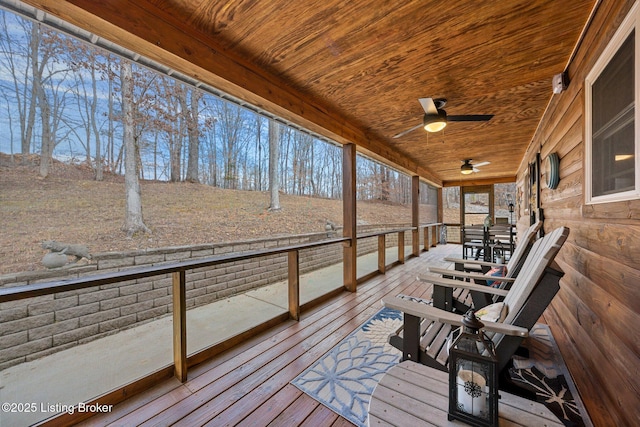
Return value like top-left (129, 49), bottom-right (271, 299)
top-left (392, 123), bottom-right (423, 139)
top-left (473, 167), bottom-right (480, 173)
top-left (448, 114), bottom-right (493, 122)
top-left (474, 161), bottom-right (490, 167)
top-left (418, 97), bottom-right (438, 115)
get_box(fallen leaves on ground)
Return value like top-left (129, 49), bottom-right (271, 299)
top-left (1, 155), bottom-right (415, 274)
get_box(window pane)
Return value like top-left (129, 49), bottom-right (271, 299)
top-left (592, 30), bottom-right (635, 197)
top-left (464, 192), bottom-right (489, 226)
top-left (494, 183), bottom-right (516, 224)
top-left (593, 110), bottom-right (635, 195)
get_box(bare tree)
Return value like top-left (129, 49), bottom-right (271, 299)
top-left (268, 118), bottom-right (281, 211)
top-left (33, 26), bottom-right (74, 177)
top-left (30, 23), bottom-right (53, 177)
top-left (380, 164), bottom-right (391, 201)
top-left (279, 126), bottom-right (292, 193)
top-left (214, 101), bottom-right (249, 189)
top-left (32, 25), bottom-right (51, 177)
top-left (201, 112), bottom-right (218, 186)
top-left (255, 116), bottom-right (264, 190)
top-left (0, 14), bottom-right (38, 155)
top-left (182, 85), bottom-right (202, 183)
top-left (167, 90), bottom-right (183, 182)
top-left (121, 59), bottom-right (149, 237)
top-left (66, 40), bottom-right (109, 180)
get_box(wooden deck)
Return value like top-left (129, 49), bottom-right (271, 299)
top-left (75, 244), bottom-right (460, 427)
top-left (369, 361), bottom-right (564, 427)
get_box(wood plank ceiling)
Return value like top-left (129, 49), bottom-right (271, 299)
top-left (24, 0), bottom-right (596, 186)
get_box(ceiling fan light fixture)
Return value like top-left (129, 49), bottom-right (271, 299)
top-left (423, 110), bottom-right (447, 133)
top-left (461, 160), bottom-right (474, 174)
top-left (460, 165), bottom-right (474, 174)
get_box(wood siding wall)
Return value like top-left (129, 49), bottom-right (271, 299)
top-left (516, 1), bottom-right (640, 426)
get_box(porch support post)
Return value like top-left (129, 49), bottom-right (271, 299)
top-left (437, 187), bottom-right (444, 246)
top-left (288, 250), bottom-right (300, 320)
top-left (343, 143), bottom-right (357, 292)
top-left (172, 270), bottom-right (187, 382)
top-left (412, 175), bottom-right (420, 257)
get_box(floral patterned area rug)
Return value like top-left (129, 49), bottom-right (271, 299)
top-left (509, 323), bottom-right (592, 427)
top-left (291, 308), bottom-right (590, 427)
top-left (291, 307), bottom-right (403, 427)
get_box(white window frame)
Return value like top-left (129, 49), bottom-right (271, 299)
top-left (585, 1), bottom-right (640, 204)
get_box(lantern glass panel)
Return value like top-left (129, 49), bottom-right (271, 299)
top-left (448, 322), bottom-right (499, 427)
top-left (453, 358), bottom-right (492, 421)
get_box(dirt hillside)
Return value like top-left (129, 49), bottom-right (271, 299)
top-left (0, 154), bottom-right (414, 274)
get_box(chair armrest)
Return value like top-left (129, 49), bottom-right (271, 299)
top-left (381, 297), bottom-right (528, 337)
top-left (418, 274), bottom-right (509, 297)
top-left (428, 267), bottom-right (516, 283)
top-left (444, 256), bottom-right (503, 269)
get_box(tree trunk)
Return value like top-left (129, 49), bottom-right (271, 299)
top-left (268, 119), bottom-right (281, 211)
top-left (153, 132), bottom-right (158, 181)
top-left (34, 67), bottom-right (52, 177)
top-left (91, 62), bottom-right (103, 181)
top-left (256, 116), bottom-right (263, 191)
top-left (121, 60), bottom-right (149, 237)
top-left (24, 23), bottom-right (38, 155)
top-left (382, 166), bottom-right (390, 201)
top-left (29, 24), bottom-right (52, 178)
top-left (185, 88), bottom-right (201, 183)
top-left (169, 130), bottom-right (182, 182)
top-left (107, 66), bottom-right (115, 173)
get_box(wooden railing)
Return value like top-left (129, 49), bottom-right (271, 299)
top-left (0, 237), bottom-right (348, 381)
top-left (419, 223), bottom-right (442, 251)
top-left (0, 224), bottom-right (441, 385)
top-left (357, 223), bottom-right (441, 274)
top-left (357, 227), bottom-right (412, 275)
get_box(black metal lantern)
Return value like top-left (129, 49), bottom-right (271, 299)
top-left (448, 310), bottom-right (499, 427)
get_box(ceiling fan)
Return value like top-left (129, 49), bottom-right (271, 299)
top-left (461, 159), bottom-right (490, 174)
top-left (393, 98), bottom-right (493, 139)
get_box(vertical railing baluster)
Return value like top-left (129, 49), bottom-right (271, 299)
top-left (288, 250), bottom-right (300, 321)
top-left (398, 231), bottom-right (405, 264)
top-left (172, 270), bottom-right (187, 382)
top-left (432, 225), bottom-right (439, 247)
top-left (423, 226), bottom-right (429, 252)
top-left (378, 234), bottom-right (386, 274)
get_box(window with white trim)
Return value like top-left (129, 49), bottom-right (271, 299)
top-left (585, 2), bottom-right (639, 204)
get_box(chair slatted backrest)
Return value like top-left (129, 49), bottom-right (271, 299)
top-left (503, 221), bottom-right (542, 277)
top-left (462, 225), bottom-right (485, 245)
top-left (500, 226), bottom-right (569, 326)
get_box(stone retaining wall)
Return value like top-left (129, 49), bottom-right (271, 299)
top-left (0, 224), bottom-right (416, 369)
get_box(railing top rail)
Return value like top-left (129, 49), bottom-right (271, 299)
top-left (355, 223), bottom-right (441, 240)
top-left (356, 227), bottom-right (415, 239)
top-left (418, 222), bottom-right (443, 227)
top-left (0, 237), bottom-right (349, 303)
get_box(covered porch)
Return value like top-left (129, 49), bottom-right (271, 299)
top-left (2, 1), bottom-right (639, 426)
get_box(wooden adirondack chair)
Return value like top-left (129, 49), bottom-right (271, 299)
top-left (427, 222), bottom-right (542, 312)
top-left (383, 226), bottom-right (569, 376)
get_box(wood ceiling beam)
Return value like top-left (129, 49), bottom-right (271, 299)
top-left (21, 0), bottom-right (443, 186)
top-left (442, 176), bottom-right (516, 188)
